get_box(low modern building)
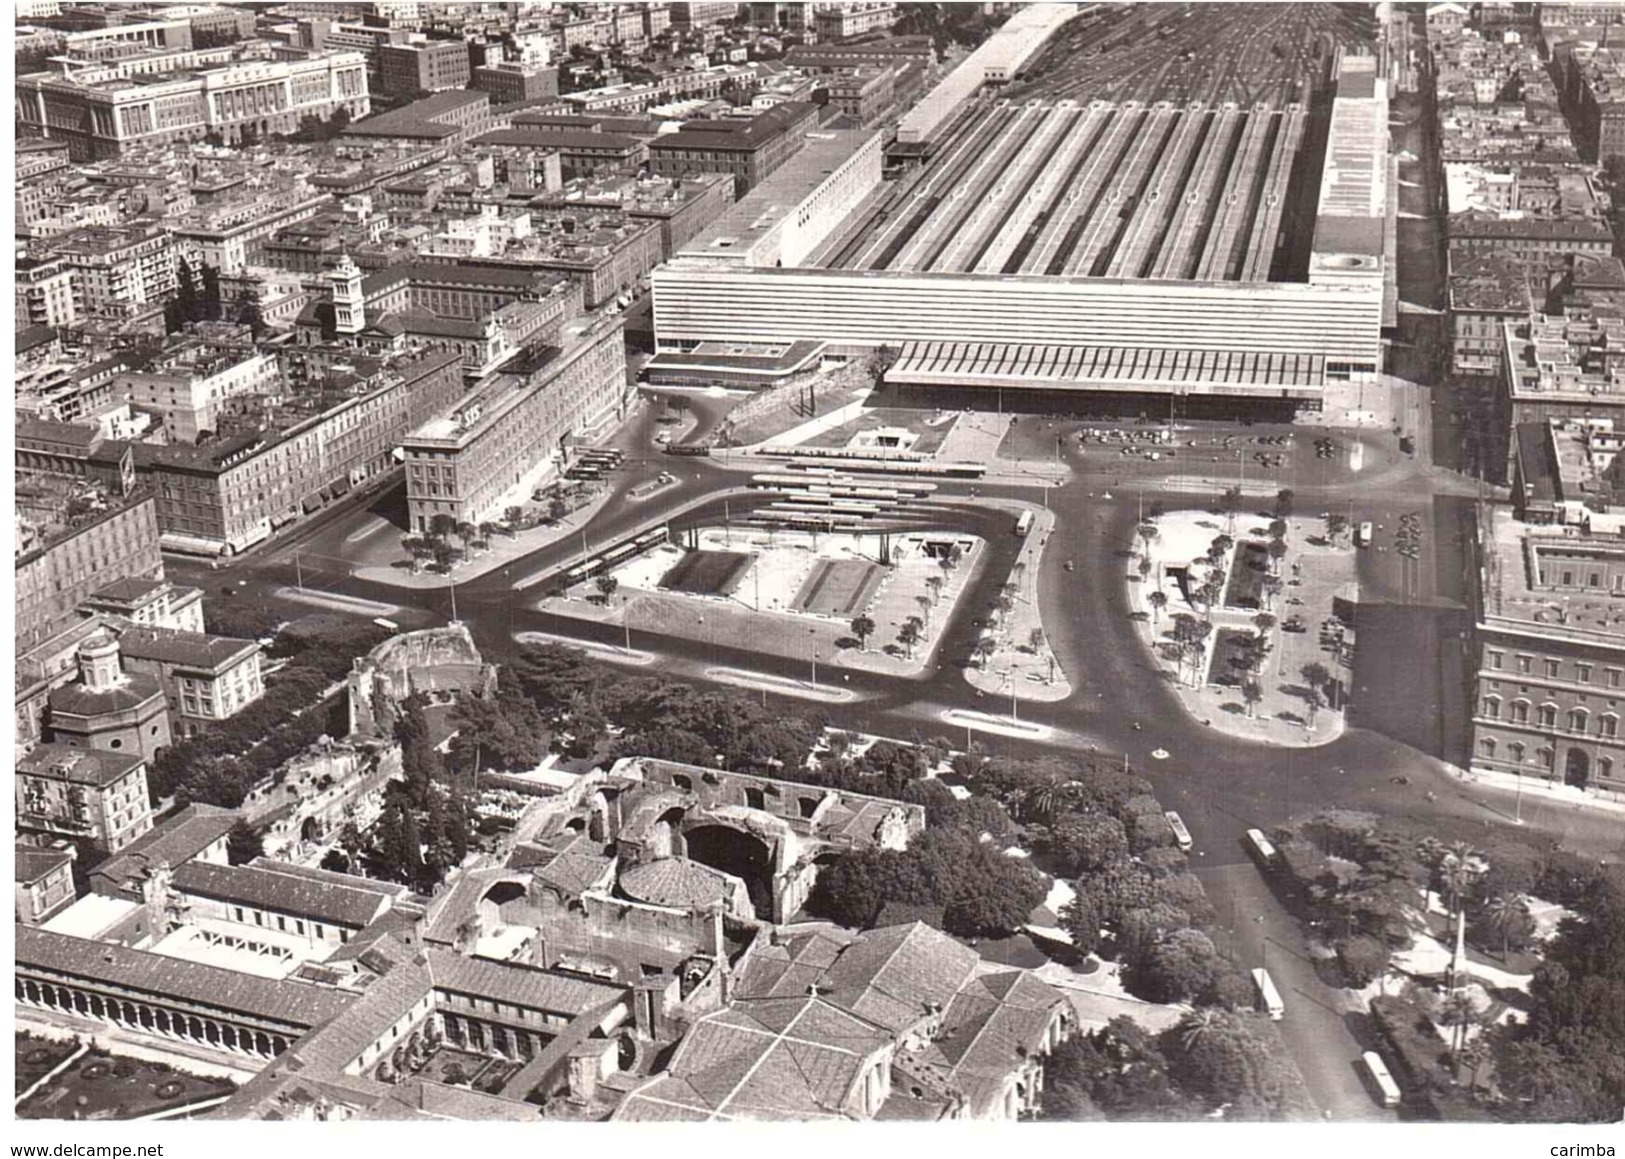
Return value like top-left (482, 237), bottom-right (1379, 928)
top-left (118, 342), bottom-right (283, 444)
top-left (811, 1), bottom-right (896, 42)
top-left (472, 61), bottom-right (559, 105)
top-left (50, 224), bottom-right (177, 321)
top-left (16, 742), bottom-right (155, 853)
top-left (342, 90), bottom-right (495, 147)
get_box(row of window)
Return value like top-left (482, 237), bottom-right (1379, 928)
top-left (1481, 696), bottom-right (1622, 734)
top-left (228, 905), bottom-right (340, 942)
top-left (1486, 649), bottom-right (1624, 686)
top-left (1480, 736), bottom-right (1615, 775)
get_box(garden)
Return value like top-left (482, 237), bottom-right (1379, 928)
top-left (15, 1046), bottom-right (236, 1120)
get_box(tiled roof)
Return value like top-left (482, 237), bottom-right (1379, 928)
top-left (17, 415), bottom-right (97, 446)
top-left (614, 995), bottom-right (889, 1121)
top-left (244, 858), bottom-right (411, 899)
top-left (91, 804), bottom-right (236, 894)
top-left (734, 929), bottom-right (848, 1000)
top-left (89, 577), bottom-right (168, 604)
top-left (115, 625), bottom-right (257, 671)
top-left (286, 937), bottom-right (432, 1075)
top-left (16, 846), bottom-right (73, 884)
top-left (819, 922), bottom-right (981, 1034)
top-left (17, 926), bottom-right (354, 1029)
top-left (425, 949), bottom-right (627, 1017)
top-left (17, 743), bottom-right (145, 789)
top-left (47, 672), bottom-right (166, 720)
top-left (922, 970), bottom-right (1062, 1115)
top-left (172, 861), bottom-right (391, 928)
top-left (618, 857), bottom-right (731, 909)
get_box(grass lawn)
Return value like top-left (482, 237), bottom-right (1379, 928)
top-left (16, 1048), bottom-right (235, 1120)
top-left (659, 549), bottom-right (755, 597)
top-left (1213, 628), bottom-right (1260, 688)
top-left (16, 1034), bottom-right (79, 1096)
top-left (1224, 542), bottom-right (1269, 609)
top-left (792, 558), bottom-right (885, 616)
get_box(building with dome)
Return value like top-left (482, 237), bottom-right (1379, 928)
top-left (46, 633), bottom-right (172, 763)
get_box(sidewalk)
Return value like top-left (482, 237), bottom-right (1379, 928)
top-left (1454, 765), bottom-right (1625, 817)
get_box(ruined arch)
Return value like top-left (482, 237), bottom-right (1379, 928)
top-left (683, 824), bottom-right (775, 918)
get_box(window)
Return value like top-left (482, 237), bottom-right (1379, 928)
top-left (1540, 747), bottom-right (1555, 769)
top-left (1482, 697), bottom-right (1501, 719)
top-left (1578, 664), bottom-right (1594, 683)
top-left (1480, 737), bottom-right (1497, 757)
top-left (1545, 659), bottom-right (1561, 679)
top-left (1538, 703), bottom-right (1558, 728)
top-left (1603, 714), bottom-right (1619, 738)
top-left (1518, 656), bottom-right (1531, 674)
top-left (1570, 708), bottom-right (1589, 732)
top-left (1511, 699), bottom-right (1530, 724)
top-left (1488, 650), bottom-right (1504, 670)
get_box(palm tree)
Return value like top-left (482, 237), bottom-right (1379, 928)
top-left (1267, 538), bottom-right (1288, 574)
top-left (1261, 574), bottom-right (1283, 608)
top-left (1243, 679), bottom-right (1263, 718)
top-left (1437, 844), bottom-right (1485, 920)
top-left (851, 614), bottom-right (876, 652)
top-left (916, 593), bottom-right (933, 626)
top-left (899, 617), bottom-right (924, 659)
top-left (1253, 612), bottom-right (1277, 635)
top-left (971, 635), bottom-right (996, 668)
top-left (1177, 1009), bottom-right (1221, 1053)
top-left (1484, 891), bottom-right (1529, 962)
top-left (1147, 589), bottom-right (1168, 624)
top-left (1137, 522), bottom-right (1159, 558)
top-left (925, 575), bottom-right (944, 606)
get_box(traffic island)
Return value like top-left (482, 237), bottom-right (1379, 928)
top-left (536, 525), bottom-right (985, 678)
top-left (958, 501), bottom-right (1073, 704)
top-left (1128, 510), bottom-right (1357, 748)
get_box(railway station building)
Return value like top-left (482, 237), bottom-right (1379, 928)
top-left (651, 32), bottom-right (1390, 419)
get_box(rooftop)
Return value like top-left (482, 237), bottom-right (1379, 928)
top-left (173, 861), bottom-right (393, 928)
top-left (1479, 502), bottom-right (1625, 646)
top-left (91, 803), bottom-right (238, 895)
top-left (115, 625), bottom-right (257, 671)
top-left (17, 925), bottom-right (355, 1029)
top-left (425, 948), bottom-right (627, 1017)
top-left (18, 743), bottom-right (145, 789)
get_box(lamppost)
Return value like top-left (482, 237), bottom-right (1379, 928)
top-left (809, 627), bottom-right (819, 688)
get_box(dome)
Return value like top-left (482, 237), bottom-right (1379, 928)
top-left (619, 857), bottom-right (731, 910)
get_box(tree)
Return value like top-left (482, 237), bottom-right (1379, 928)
top-left (199, 262), bottom-right (222, 322)
top-left (1147, 589), bottom-right (1168, 624)
top-left (1274, 489), bottom-right (1294, 519)
top-left (1300, 661), bottom-right (1330, 723)
top-left (1334, 934), bottom-right (1390, 985)
top-left (1028, 626), bottom-right (1046, 655)
top-left (226, 819), bottom-right (263, 866)
top-left (1049, 811), bottom-right (1129, 875)
top-left (851, 614), bottom-right (875, 651)
top-left (1260, 574), bottom-right (1282, 608)
top-left (1482, 892), bottom-right (1533, 961)
top-left (547, 493), bottom-right (570, 523)
top-left (1043, 1018), bottom-right (1196, 1121)
top-left (431, 540), bottom-right (459, 573)
top-left (429, 513), bottom-right (458, 540)
top-left (595, 574), bottom-right (619, 604)
top-left (971, 635), bottom-right (996, 668)
top-left (1242, 679), bottom-right (1263, 718)
top-left (1138, 523), bottom-right (1159, 557)
top-left (1266, 538), bottom-right (1288, 573)
top-left (1160, 1010), bottom-right (1308, 1117)
top-left (1267, 518), bottom-right (1288, 542)
top-left (899, 616), bottom-right (924, 659)
top-left (1325, 513), bottom-right (1349, 544)
top-left (1060, 894), bottom-right (1102, 957)
top-left (1126, 927), bottom-right (1225, 1004)
top-left (925, 575), bottom-right (944, 606)
top-left (1253, 612), bottom-right (1276, 636)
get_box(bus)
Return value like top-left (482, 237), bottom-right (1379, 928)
top-left (1360, 1051), bottom-right (1402, 1108)
top-left (1014, 510), bottom-right (1035, 537)
top-left (1164, 811), bottom-right (1193, 852)
top-left (1252, 968), bottom-right (1285, 1020)
top-left (1245, 827), bottom-right (1278, 867)
top-left (1356, 521), bottom-right (1373, 547)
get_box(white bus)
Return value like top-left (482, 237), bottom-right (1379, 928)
top-left (1165, 810), bottom-right (1193, 852)
top-left (1361, 1051), bottom-right (1402, 1108)
top-left (1245, 827), bottom-right (1278, 867)
top-left (1014, 510), bottom-right (1034, 537)
top-left (1252, 968), bottom-right (1284, 1020)
top-left (1356, 521), bottom-right (1373, 547)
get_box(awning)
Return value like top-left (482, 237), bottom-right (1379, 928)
top-left (330, 476), bottom-right (352, 497)
top-left (270, 511), bottom-right (298, 530)
top-left (301, 493), bottom-right (325, 514)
